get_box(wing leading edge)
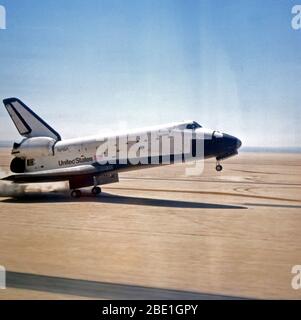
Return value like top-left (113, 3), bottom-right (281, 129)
top-left (1, 163), bottom-right (115, 184)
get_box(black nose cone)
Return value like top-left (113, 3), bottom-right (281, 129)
top-left (223, 134), bottom-right (242, 150)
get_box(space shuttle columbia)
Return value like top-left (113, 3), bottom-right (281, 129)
top-left (2, 98), bottom-right (241, 198)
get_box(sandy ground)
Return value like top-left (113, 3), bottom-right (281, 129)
top-left (0, 148), bottom-right (301, 299)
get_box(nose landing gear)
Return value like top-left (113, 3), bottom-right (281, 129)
top-left (216, 161), bottom-right (223, 172)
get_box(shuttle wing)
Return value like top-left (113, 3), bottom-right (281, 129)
top-left (1, 163), bottom-right (115, 184)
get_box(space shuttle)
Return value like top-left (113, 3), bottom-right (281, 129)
top-left (1, 98), bottom-right (241, 198)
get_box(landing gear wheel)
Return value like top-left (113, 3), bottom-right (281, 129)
top-left (216, 164), bottom-right (223, 172)
top-left (92, 186), bottom-right (101, 195)
top-left (71, 190), bottom-right (82, 198)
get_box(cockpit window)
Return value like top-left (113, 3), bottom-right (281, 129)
top-left (213, 131), bottom-right (223, 138)
top-left (186, 121), bottom-right (202, 130)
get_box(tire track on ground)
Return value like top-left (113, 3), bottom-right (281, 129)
top-left (105, 186), bottom-right (301, 203)
top-left (121, 177), bottom-right (301, 187)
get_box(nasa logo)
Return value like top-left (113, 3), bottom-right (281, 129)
top-left (57, 146), bottom-right (69, 152)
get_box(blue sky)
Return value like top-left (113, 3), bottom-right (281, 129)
top-left (0, 0), bottom-right (300, 147)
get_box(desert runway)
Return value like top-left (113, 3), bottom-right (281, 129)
top-left (0, 148), bottom-right (301, 299)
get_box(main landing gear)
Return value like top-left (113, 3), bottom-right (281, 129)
top-left (71, 189), bottom-right (82, 198)
top-left (215, 161), bottom-right (223, 172)
top-left (70, 186), bottom-right (102, 198)
top-left (92, 186), bottom-right (101, 195)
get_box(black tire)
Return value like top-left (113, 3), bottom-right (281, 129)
top-left (92, 186), bottom-right (101, 195)
top-left (71, 190), bottom-right (82, 198)
top-left (216, 164), bottom-right (223, 172)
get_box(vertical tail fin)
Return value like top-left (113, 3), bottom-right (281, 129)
top-left (3, 98), bottom-right (61, 141)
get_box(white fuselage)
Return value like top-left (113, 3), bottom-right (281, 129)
top-left (19, 121), bottom-right (215, 173)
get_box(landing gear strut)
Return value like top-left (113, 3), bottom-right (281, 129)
top-left (71, 189), bottom-right (82, 198)
top-left (216, 161), bottom-right (223, 172)
top-left (91, 176), bottom-right (102, 196)
top-left (92, 186), bottom-right (101, 195)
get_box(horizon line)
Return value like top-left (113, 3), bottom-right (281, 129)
top-left (0, 141), bottom-right (300, 153)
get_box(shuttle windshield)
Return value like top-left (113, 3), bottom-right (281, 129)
top-left (186, 121), bottom-right (202, 130)
top-left (213, 131), bottom-right (223, 138)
